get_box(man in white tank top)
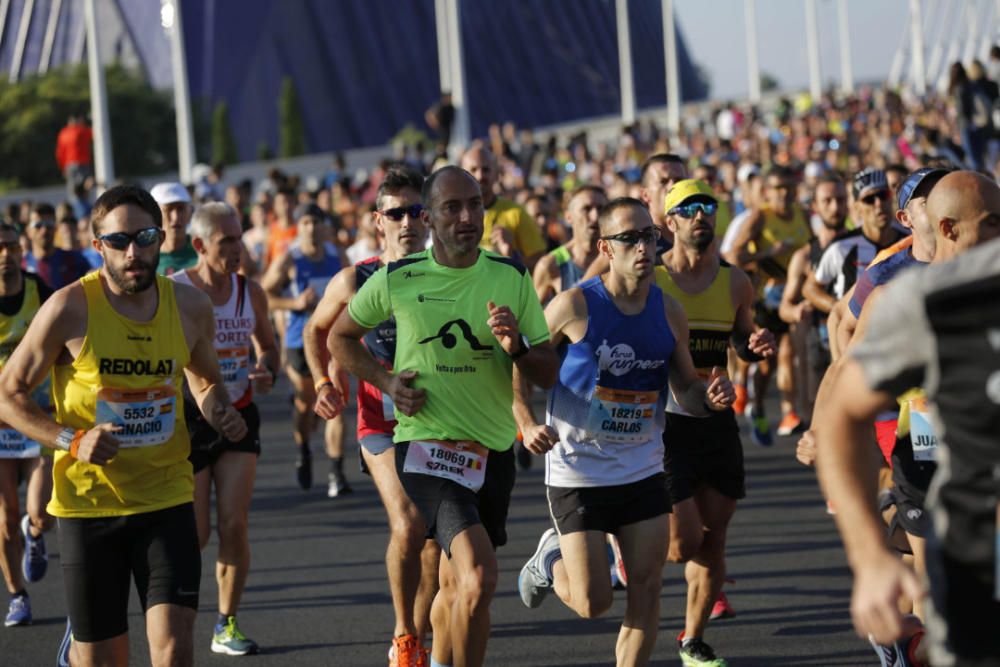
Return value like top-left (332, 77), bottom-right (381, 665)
top-left (171, 202), bottom-right (279, 656)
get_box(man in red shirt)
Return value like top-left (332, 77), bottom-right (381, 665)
top-left (55, 115), bottom-right (93, 200)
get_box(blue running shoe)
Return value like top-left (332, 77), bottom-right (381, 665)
top-left (57, 618), bottom-right (72, 666)
top-left (518, 528), bottom-right (560, 608)
top-left (21, 514), bottom-right (47, 583)
top-left (748, 408), bottom-right (773, 447)
top-left (4, 594), bottom-right (30, 627)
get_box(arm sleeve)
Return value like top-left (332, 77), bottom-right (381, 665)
top-left (813, 244), bottom-right (841, 286)
top-left (346, 266), bottom-right (390, 329)
top-left (850, 271), bottom-right (931, 396)
top-left (513, 207), bottom-right (547, 257)
top-left (517, 270), bottom-right (550, 345)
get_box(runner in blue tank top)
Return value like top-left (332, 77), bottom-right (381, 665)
top-left (262, 203), bottom-right (346, 494)
top-left (513, 198), bottom-right (735, 667)
top-left (531, 186), bottom-right (607, 303)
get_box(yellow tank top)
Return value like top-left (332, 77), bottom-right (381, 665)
top-left (654, 264), bottom-right (736, 378)
top-left (756, 207), bottom-right (811, 279)
top-left (0, 276), bottom-right (40, 369)
top-left (48, 272), bottom-right (192, 518)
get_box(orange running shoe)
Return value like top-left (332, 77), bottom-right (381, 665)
top-left (389, 634), bottom-right (420, 667)
top-left (709, 591), bottom-right (736, 620)
top-left (776, 411), bottom-right (805, 436)
top-left (416, 647), bottom-right (431, 667)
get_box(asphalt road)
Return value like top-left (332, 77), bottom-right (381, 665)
top-left (2, 379), bottom-right (873, 666)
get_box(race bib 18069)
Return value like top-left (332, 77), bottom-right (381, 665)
top-left (95, 386), bottom-right (176, 448)
top-left (403, 439), bottom-right (488, 491)
top-left (586, 386), bottom-right (658, 444)
top-left (908, 396), bottom-right (937, 462)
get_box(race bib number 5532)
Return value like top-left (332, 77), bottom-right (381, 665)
top-left (403, 439), bottom-right (488, 491)
top-left (95, 386), bottom-right (176, 448)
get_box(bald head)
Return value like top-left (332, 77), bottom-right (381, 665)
top-left (926, 171), bottom-right (1000, 258)
top-left (460, 146), bottom-right (498, 205)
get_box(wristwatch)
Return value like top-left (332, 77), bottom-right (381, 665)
top-left (55, 427), bottom-right (76, 451)
top-left (509, 334), bottom-right (531, 360)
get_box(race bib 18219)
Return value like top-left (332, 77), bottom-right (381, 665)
top-left (586, 386), bottom-right (658, 444)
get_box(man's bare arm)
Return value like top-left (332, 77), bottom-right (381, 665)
top-left (531, 253), bottom-right (559, 303)
top-left (802, 274), bottom-right (837, 314)
top-left (304, 269), bottom-right (356, 418)
top-left (778, 246), bottom-right (810, 324)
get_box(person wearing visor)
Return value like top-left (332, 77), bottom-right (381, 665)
top-left (657, 180), bottom-right (776, 667)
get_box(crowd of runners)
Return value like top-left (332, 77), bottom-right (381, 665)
top-left (0, 71), bottom-right (998, 667)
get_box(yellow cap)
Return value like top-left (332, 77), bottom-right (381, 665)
top-left (663, 179), bottom-right (717, 215)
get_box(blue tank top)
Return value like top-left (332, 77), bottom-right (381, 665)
top-left (545, 276), bottom-right (675, 488)
top-left (285, 242), bottom-right (341, 349)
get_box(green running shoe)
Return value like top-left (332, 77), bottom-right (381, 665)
top-left (211, 616), bottom-right (259, 656)
top-left (679, 637), bottom-right (728, 667)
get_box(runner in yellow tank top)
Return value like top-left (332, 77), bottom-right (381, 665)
top-left (0, 186), bottom-right (247, 667)
top-left (726, 166), bottom-right (812, 445)
top-left (0, 222), bottom-right (56, 628)
top-left (657, 180), bottom-right (776, 666)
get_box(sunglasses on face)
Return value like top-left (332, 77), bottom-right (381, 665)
top-left (669, 201), bottom-right (718, 218)
top-left (601, 226), bottom-right (661, 246)
top-left (97, 227), bottom-right (162, 251)
top-left (379, 204), bottom-right (424, 221)
top-left (30, 220), bottom-right (55, 230)
top-left (861, 191), bottom-right (890, 205)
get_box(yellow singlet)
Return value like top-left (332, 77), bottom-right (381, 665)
top-left (755, 206), bottom-right (811, 280)
top-left (48, 272), bottom-right (192, 518)
top-left (654, 264), bottom-right (736, 379)
top-left (0, 276), bottom-right (40, 368)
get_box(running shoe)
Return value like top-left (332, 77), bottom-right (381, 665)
top-left (748, 408), bottom-right (773, 447)
top-left (211, 616), bottom-right (259, 656)
top-left (518, 528), bottom-right (560, 608)
top-left (388, 634), bottom-right (420, 667)
top-left (709, 591), bottom-right (735, 620)
top-left (679, 637), bottom-right (728, 667)
top-left (57, 618), bottom-right (72, 666)
top-left (327, 472), bottom-right (353, 498)
top-left (296, 448), bottom-right (312, 490)
top-left (4, 594), bottom-right (30, 627)
top-left (607, 534), bottom-right (627, 590)
top-left (867, 634), bottom-right (899, 667)
top-left (417, 647), bottom-right (430, 667)
top-left (21, 514), bottom-right (47, 583)
top-left (895, 615), bottom-right (926, 667)
top-left (776, 411), bottom-right (805, 436)
top-left (732, 384), bottom-right (748, 417)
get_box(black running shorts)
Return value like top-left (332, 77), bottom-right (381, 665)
top-left (663, 409), bottom-right (746, 504)
top-left (185, 400), bottom-right (262, 474)
top-left (58, 503), bottom-right (201, 642)
top-left (285, 347), bottom-right (310, 377)
top-left (395, 442), bottom-right (515, 557)
top-left (753, 302), bottom-right (790, 336)
top-left (891, 435), bottom-right (935, 538)
top-left (546, 473), bottom-right (670, 535)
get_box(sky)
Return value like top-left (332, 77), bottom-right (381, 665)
top-left (673, 0), bottom-right (998, 100)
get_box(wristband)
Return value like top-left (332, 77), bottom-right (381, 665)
top-left (315, 376), bottom-right (333, 392)
top-left (69, 430), bottom-right (85, 459)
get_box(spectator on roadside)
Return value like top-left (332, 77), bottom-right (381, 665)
top-left (54, 114), bottom-right (93, 202)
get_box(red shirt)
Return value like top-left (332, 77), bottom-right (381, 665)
top-left (55, 124), bottom-right (93, 171)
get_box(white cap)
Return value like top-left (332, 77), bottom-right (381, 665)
top-left (804, 161), bottom-right (827, 179)
top-left (736, 163), bottom-right (760, 183)
top-left (150, 182), bottom-right (191, 206)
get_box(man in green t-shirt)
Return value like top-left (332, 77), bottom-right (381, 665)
top-left (330, 166), bottom-right (558, 667)
top-left (151, 182), bottom-right (198, 276)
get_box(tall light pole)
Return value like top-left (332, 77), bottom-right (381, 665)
top-left (444, 0), bottom-right (469, 152)
top-left (163, 0), bottom-right (196, 184)
top-left (910, 0), bottom-right (927, 95)
top-left (837, 0), bottom-right (854, 94)
top-left (662, 0), bottom-right (680, 133)
top-left (805, 0), bottom-right (823, 100)
top-left (745, 0), bottom-right (761, 102)
top-left (616, 0), bottom-right (636, 126)
top-left (84, 0), bottom-right (114, 188)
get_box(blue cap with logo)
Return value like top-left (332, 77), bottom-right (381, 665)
top-left (896, 167), bottom-right (951, 211)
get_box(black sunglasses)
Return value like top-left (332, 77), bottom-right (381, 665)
top-left (97, 227), bottom-right (162, 251)
top-left (861, 191), bottom-right (890, 205)
top-left (600, 226), bottom-right (660, 246)
top-left (379, 204), bottom-right (424, 221)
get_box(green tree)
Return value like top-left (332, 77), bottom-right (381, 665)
top-left (0, 63), bottom-right (186, 190)
top-left (279, 77), bottom-right (307, 158)
top-left (211, 101), bottom-right (239, 165)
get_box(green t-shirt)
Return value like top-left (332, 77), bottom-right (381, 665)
top-left (348, 249), bottom-right (549, 451)
top-left (157, 237), bottom-right (198, 276)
